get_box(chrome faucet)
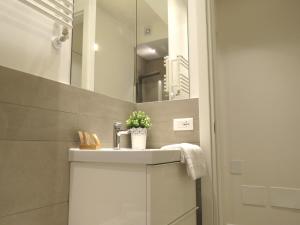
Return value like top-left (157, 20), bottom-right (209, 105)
top-left (113, 122), bottom-right (130, 149)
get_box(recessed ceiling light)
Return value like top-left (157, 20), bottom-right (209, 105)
top-left (148, 48), bottom-right (156, 54)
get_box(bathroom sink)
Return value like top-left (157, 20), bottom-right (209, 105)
top-left (69, 148), bottom-right (181, 165)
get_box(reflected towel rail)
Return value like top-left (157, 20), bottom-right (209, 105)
top-left (177, 55), bottom-right (189, 69)
top-left (164, 55), bottom-right (190, 99)
top-left (18, 0), bottom-right (73, 28)
top-left (48, 0), bottom-right (73, 14)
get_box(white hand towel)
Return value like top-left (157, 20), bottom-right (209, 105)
top-left (161, 143), bottom-right (207, 180)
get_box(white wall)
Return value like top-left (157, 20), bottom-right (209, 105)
top-left (168, 0), bottom-right (188, 60)
top-left (71, 52), bottom-right (82, 88)
top-left (214, 0), bottom-right (300, 224)
top-left (77, 0), bottom-right (96, 91)
top-left (137, 0), bottom-right (168, 45)
top-left (188, 0), bottom-right (202, 99)
top-left (189, 0), bottom-right (217, 224)
top-left (144, 0), bottom-right (168, 23)
top-left (94, 5), bottom-right (135, 102)
top-left (70, 21), bottom-right (83, 88)
top-left (137, 21), bottom-right (168, 45)
top-left (168, 0), bottom-right (195, 100)
top-left (0, 1), bottom-right (71, 84)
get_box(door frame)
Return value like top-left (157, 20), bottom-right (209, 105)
top-left (188, 0), bottom-right (222, 224)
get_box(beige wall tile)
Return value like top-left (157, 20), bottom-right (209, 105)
top-left (137, 98), bottom-right (199, 122)
top-left (137, 99), bottom-right (200, 148)
top-left (77, 88), bottom-right (135, 119)
top-left (147, 120), bottom-right (199, 146)
top-left (0, 203), bottom-right (68, 225)
top-left (0, 103), bottom-right (79, 141)
top-left (77, 114), bottom-right (130, 147)
top-left (0, 141), bottom-right (72, 217)
top-left (0, 66), bottom-right (199, 225)
top-left (0, 66), bottom-right (80, 113)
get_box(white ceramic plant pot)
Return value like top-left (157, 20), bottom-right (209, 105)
top-left (130, 128), bottom-right (147, 150)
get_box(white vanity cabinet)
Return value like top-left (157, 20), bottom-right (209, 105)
top-left (146, 163), bottom-right (196, 225)
top-left (68, 149), bottom-right (197, 225)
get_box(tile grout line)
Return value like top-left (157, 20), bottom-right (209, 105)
top-left (0, 201), bottom-right (68, 220)
top-left (0, 100), bottom-right (135, 121)
top-left (0, 139), bottom-right (80, 143)
top-left (0, 100), bottom-right (79, 116)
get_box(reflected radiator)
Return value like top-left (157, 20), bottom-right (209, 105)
top-left (164, 55), bottom-right (190, 100)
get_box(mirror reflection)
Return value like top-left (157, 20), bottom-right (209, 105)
top-left (94, 0), bottom-right (136, 102)
top-left (136, 0), bottom-right (189, 103)
top-left (71, 0), bottom-right (189, 103)
top-left (71, 0), bottom-right (136, 102)
top-left (71, 9), bottom-right (84, 89)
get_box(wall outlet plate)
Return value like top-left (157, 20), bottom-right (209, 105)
top-left (173, 118), bottom-right (194, 131)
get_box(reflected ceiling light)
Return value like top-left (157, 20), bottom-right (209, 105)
top-left (148, 48), bottom-right (156, 54)
top-left (93, 43), bottom-right (99, 52)
top-left (137, 47), bottom-right (157, 57)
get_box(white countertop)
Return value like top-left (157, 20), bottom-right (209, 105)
top-left (69, 148), bottom-right (181, 165)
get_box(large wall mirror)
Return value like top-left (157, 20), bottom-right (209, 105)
top-left (71, 0), bottom-right (189, 103)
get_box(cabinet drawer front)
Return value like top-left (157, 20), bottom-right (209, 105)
top-left (147, 163), bottom-right (196, 225)
top-left (69, 163), bottom-right (147, 225)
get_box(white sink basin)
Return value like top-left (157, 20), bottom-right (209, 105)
top-left (69, 148), bottom-right (181, 165)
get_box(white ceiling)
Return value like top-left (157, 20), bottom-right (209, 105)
top-left (137, 0), bottom-right (168, 25)
top-left (97, 0), bottom-right (168, 28)
top-left (144, 0), bottom-right (168, 24)
top-left (137, 38), bottom-right (168, 60)
top-left (97, 0), bottom-right (136, 27)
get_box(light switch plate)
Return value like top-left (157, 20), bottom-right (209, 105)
top-left (173, 118), bottom-right (194, 131)
top-left (230, 160), bottom-right (244, 175)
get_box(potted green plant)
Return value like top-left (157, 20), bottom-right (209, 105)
top-left (126, 111), bottom-right (152, 149)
